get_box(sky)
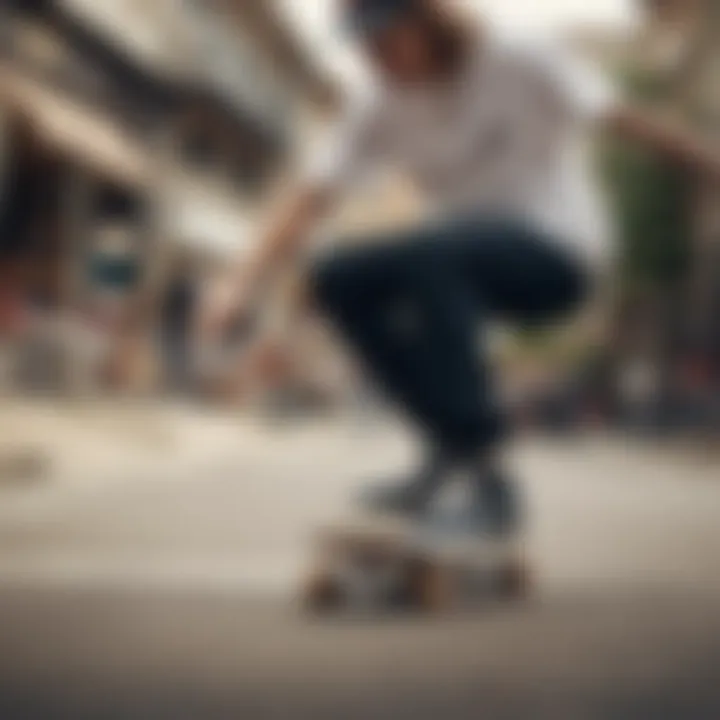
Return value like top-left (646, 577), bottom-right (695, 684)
top-left (280, 0), bottom-right (636, 81)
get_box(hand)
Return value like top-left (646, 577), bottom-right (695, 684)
top-left (196, 275), bottom-right (263, 387)
top-left (200, 275), bottom-right (250, 345)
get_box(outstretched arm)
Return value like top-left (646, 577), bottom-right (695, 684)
top-left (205, 183), bottom-right (334, 337)
top-left (206, 87), bottom-right (381, 334)
top-left (237, 185), bottom-right (332, 299)
top-left (604, 106), bottom-right (720, 177)
top-left (522, 40), bottom-right (720, 176)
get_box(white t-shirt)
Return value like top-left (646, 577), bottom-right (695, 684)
top-left (305, 31), bottom-right (617, 268)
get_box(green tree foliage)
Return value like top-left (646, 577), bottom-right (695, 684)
top-left (600, 68), bottom-right (693, 292)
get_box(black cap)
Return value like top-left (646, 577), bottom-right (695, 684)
top-left (342, 0), bottom-right (419, 37)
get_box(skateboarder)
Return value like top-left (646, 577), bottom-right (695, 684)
top-left (207, 0), bottom-right (720, 536)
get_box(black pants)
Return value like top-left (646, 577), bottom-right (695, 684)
top-left (311, 216), bottom-right (588, 458)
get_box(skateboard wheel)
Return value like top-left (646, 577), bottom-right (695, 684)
top-left (304, 571), bottom-right (344, 613)
top-left (495, 558), bottom-right (531, 600)
top-left (406, 558), bottom-right (453, 612)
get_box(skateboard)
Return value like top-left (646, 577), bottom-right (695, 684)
top-left (303, 515), bottom-right (531, 613)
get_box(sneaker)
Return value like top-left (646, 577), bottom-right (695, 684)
top-left (469, 469), bottom-right (522, 539)
top-left (358, 455), bottom-right (448, 519)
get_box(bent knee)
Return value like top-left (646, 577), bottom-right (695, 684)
top-left (308, 250), bottom-right (347, 311)
top-left (309, 244), bottom-right (377, 311)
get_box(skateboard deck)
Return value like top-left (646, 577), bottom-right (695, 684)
top-left (303, 513), bottom-right (531, 613)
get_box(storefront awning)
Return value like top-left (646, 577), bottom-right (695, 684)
top-left (0, 67), bottom-right (152, 188)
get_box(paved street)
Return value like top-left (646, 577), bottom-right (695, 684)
top-left (0, 418), bottom-right (719, 719)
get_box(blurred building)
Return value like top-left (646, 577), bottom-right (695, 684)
top-left (632, 0), bottom-right (720, 416)
top-left (572, 0), bottom-right (720, 429)
top-left (0, 0), bottom-right (335, 395)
